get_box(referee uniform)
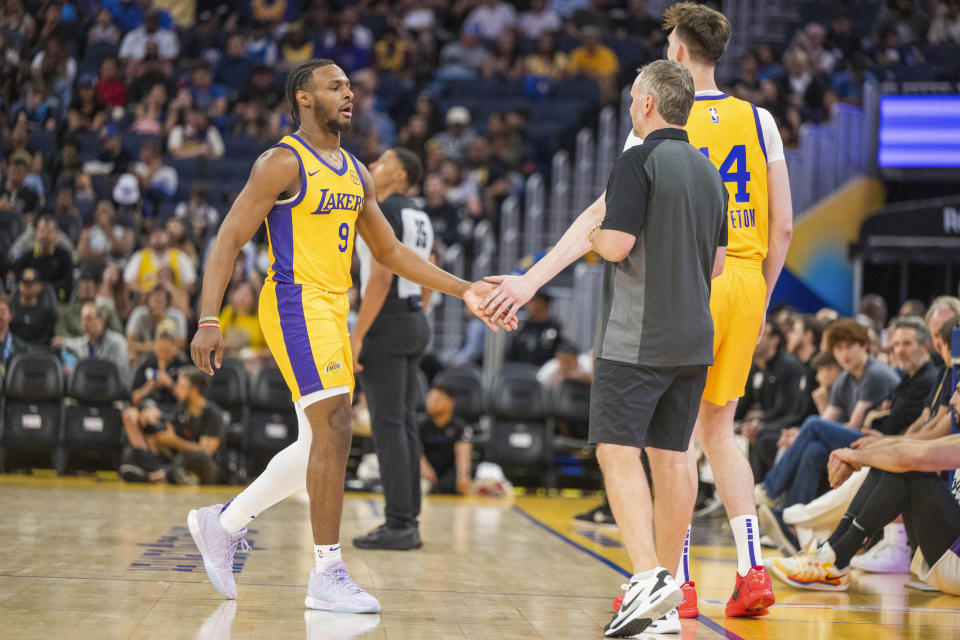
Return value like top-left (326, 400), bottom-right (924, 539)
top-left (355, 192), bottom-right (434, 535)
top-left (590, 128), bottom-right (729, 452)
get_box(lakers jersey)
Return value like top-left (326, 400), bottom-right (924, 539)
top-left (265, 134), bottom-right (366, 293)
top-left (684, 95), bottom-right (769, 261)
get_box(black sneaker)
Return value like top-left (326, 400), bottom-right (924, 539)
top-left (352, 524), bottom-right (423, 550)
top-left (604, 567), bottom-right (683, 637)
top-left (574, 502), bottom-right (616, 528)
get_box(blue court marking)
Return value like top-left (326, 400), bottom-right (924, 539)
top-left (513, 506), bottom-right (747, 640)
top-left (367, 499), bottom-right (381, 518)
top-left (130, 526), bottom-right (259, 574)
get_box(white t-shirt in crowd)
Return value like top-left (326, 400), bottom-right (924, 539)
top-left (465, 3), bottom-right (518, 39)
top-left (537, 353), bottom-right (594, 388)
top-left (518, 9), bottom-right (562, 39)
top-left (622, 90), bottom-right (785, 164)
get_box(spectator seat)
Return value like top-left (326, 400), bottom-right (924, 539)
top-left (61, 359), bottom-right (126, 473)
top-left (245, 366), bottom-right (297, 476)
top-left (0, 352), bottom-right (64, 473)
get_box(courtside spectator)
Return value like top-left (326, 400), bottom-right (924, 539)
top-left (420, 382), bottom-right (474, 495)
top-left (537, 340), bottom-right (593, 388)
top-left (0, 294), bottom-right (29, 375)
top-left (120, 365), bottom-right (226, 486)
top-left (56, 302), bottom-right (130, 380)
top-left (506, 291), bottom-right (563, 366)
top-left (738, 321), bottom-right (808, 451)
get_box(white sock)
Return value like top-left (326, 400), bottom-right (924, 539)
top-left (218, 404), bottom-right (313, 534)
top-left (218, 498), bottom-right (256, 534)
top-left (730, 515), bottom-right (763, 577)
top-left (315, 543), bottom-right (342, 571)
top-left (676, 526), bottom-right (691, 584)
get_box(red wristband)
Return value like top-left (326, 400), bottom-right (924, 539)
top-left (198, 322), bottom-right (219, 329)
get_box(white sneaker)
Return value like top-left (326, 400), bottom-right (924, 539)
top-left (644, 608), bottom-right (681, 634)
top-left (604, 568), bottom-right (683, 638)
top-left (755, 484), bottom-right (777, 509)
top-left (851, 524), bottom-right (912, 573)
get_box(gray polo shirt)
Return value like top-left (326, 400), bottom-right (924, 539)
top-left (593, 128), bottom-right (729, 367)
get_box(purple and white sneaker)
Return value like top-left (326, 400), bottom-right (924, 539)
top-left (187, 504), bottom-right (250, 599)
top-left (305, 560), bottom-right (380, 613)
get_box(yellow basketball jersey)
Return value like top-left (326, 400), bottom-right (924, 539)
top-left (265, 134), bottom-right (365, 293)
top-left (684, 95), bottom-right (769, 261)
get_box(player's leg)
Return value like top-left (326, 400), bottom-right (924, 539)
top-left (188, 402), bottom-right (314, 598)
top-left (697, 398), bottom-right (757, 530)
top-left (301, 391), bottom-right (380, 613)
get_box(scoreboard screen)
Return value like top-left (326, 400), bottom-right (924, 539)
top-left (878, 94), bottom-right (960, 169)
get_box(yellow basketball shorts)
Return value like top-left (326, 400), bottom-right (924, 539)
top-left (702, 258), bottom-right (767, 406)
top-left (259, 281), bottom-right (354, 402)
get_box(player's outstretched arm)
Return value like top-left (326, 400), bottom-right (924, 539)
top-left (191, 147), bottom-right (300, 374)
top-left (353, 162), bottom-right (516, 332)
top-left (481, 192), bottom-right (607, 323)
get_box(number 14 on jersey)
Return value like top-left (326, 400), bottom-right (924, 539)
top-left (700, 145), bottom-right (750, 204)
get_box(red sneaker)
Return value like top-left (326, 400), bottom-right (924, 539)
top-left (612, 580), bottom-right (699, 616)
top-left (725, 566), bottom-right (775, 617)
top-left (678, 581), bottom-right (699, 618)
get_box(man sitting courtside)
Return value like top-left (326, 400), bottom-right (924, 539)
top-left (56, 302), bottom-right (130, 380)
top-left (737, 320), bottom-right (808, 449)
top-left (759, 317), bottom-right (937, 553)
top-left (119, 365), bottom-right (226, 485)
top-left (122, 325), bottom-right (190, 445)
top-left (420, 382), bottom-right (474, 495)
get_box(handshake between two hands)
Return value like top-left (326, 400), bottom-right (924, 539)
top-left (463, 273), bottom-right (538, 333)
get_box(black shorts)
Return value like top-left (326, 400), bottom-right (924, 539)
top-left (589, 359), bottom-right (708, 452)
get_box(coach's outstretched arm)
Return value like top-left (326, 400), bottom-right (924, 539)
top-left (192, 147), bottom-right (300, 374)
top-left (353, 161), bottom-right (517, 333)
top-left (480, 193), bottom-right (608, 322)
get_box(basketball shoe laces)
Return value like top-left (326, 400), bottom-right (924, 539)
top-left (328, 564), bottom-right (366, 594)
top-left (224, 531), bottom-right (252, 567)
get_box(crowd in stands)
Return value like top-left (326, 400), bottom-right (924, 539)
top-left (2, 2), bottom-right (960, 489)
top-left (730, 0), bottom-right (960, 146)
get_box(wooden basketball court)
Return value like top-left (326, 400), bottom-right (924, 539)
top-left (1, 474), bottom-right (957, 639)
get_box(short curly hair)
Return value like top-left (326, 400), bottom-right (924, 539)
top-left (285, 59), bottom-right (336, 124)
